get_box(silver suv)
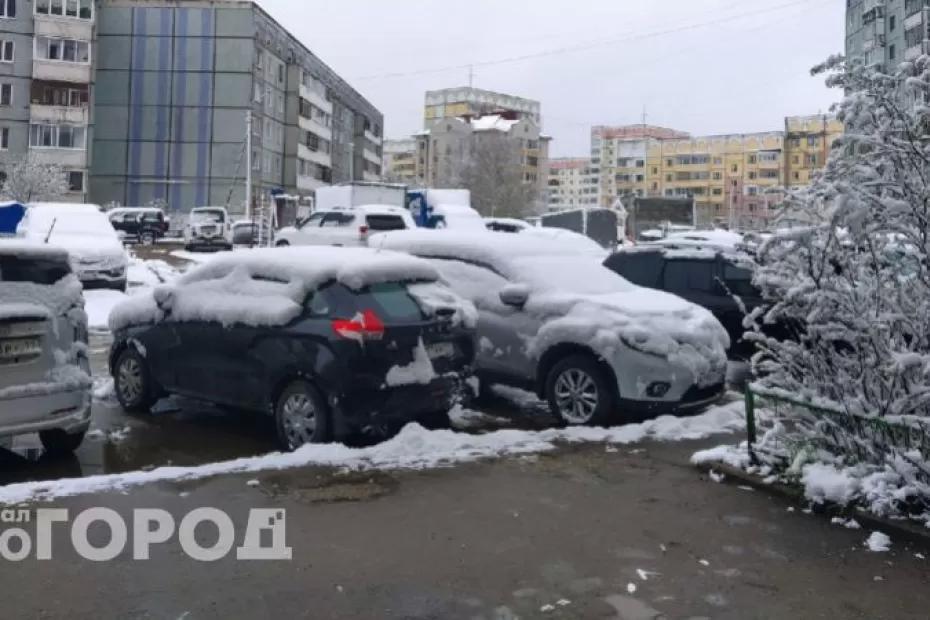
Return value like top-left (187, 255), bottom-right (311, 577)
top-left (374, 231), bottom-right (730, 426)
top-left (0, 241), bottom-right (92, 454)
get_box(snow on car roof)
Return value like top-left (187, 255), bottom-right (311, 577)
top-left (372, 229), bottom-right (605, 266)
top-left (653, 229), bottom-right (744, 250)
top-left (110, 246), bottom-right (440, 330)
top-left (0, 239), bottom-right (69, 258)
top-left (28, 202), bottom-right (102, 212)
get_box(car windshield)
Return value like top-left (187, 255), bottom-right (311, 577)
top-left (190, 210), bottom-right (224, 224)
top-left (31, 211), bottom-right (114, 238)
top-left (509, 255), bottom-right (635, 295)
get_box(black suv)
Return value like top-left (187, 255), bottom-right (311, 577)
top-left (605, 247), bottom-right (763, 358)
top-left (108, 249), bottom-right (476, 448)
top-left (108, 208), bottom-right (170, 245)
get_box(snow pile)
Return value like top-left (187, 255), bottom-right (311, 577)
top-left (84, 290), bottom-right (130, 331)
top-left (801, 463), bottom-right (859, 505)
top-left (408, 281), bottom-right (477, 329)
top-left (864, 531), bottom-right (891, 553)
top-left (109, 247), bottom-right (442, 331)
top-left (0, 401), bottom-right (746, 504)
top-left (385, 340), bottom-right (436, 387)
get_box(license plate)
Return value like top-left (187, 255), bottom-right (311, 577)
top-left (426, 342), bottom-right (454, 360)
top-left (0, 338), bottom-right (41, 359)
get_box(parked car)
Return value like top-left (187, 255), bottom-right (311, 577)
top-left (0, 241), bottom-right (92, 455)
top-left (108, 207), bottom-right (170, 245)
top-left (373, 230), bottom-right (729, 426)
top-left (184, 206), bottom-right (233, 251)
top-left (604, 246), bottom-right (763, 358)
top-left (108, 247), bottom-right (477, 449)
top-left (275, 205), bottom-right (415, 248)
top-left (231, 219), bottom-right (260, 247)
top-left (18, 203), bottom-right (129, 291)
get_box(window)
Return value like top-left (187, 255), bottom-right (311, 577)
top-left (0, 83), bottom-right (11, 106)
top-left (890, 44), bottom-right (896, 60)
top-left (0, 0), bottom-right (15, 18)
top-left (0, 127), bottom-right (8, 149)
top-left (731, 164), bottom-right (738, 173)
top-left (29, 123), bottom-right (85, 148)
top-left (807, 136), bottom-right (819, 147)
top-left (663, 260), bottom-right (716, 293)
top-left (0, 40), bottom-right (12, 62)
top-left (36, 36), bottom-right (90, 63)
top-left (320, 212), bottom-right (353, 228)
top-left (605, 252), bottom-right (663, 287)
top-left (748, 155), bottom-right (757, 164)
top-left (890, 14), bottom-right (897, 31)
top-left (67, 170), bottom-right (83, 191)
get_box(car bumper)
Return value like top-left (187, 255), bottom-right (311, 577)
top-left (619, 382), bottom-right (727, 421)
top-left (331, 375), bottom-right (462, 438)
top-left (0, 385), bottom-right (92, 438)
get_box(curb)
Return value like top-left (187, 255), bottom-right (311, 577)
top-left (695, 461), bottom-right (930, 549)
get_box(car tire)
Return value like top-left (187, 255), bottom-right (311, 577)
top-left (114, 348), bottom-right (159, 413)
top-left (274, 380), bottom-right (331, 450)
top-left (39, 429), bottom-right (86, 456)
top-left (545, 355), bottom-right (615, 427)
top-left (140, 231), bottom-right (156, 246)
top-left (275, 240), bottom-right (290, 247)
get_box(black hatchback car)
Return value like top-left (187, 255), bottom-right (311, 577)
top-left (605, 246), bottom-right (763, 358)
top-left (108, 247), bottom-right (476, 449)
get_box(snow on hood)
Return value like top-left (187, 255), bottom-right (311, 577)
top-left (110, 246), bottom-right (441, 331)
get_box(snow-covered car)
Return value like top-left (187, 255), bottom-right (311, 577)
top-left (108, 247), bottom-right (477, 449)
top-left (372, 230), bottom-right (730, 426)
top-left (107, 207), bottom-right (170, 245)
top-left (432, 204), bottom-right (486, 231)
top-left (0, 241), bottom-right (92, 455)
top-left (184, 207), bottom-right (233, 252)
top-left (275, 205), bottom-right (415, 248)
top-left (18, 203), bottom-right (129, 291)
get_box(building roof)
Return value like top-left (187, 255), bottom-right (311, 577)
top-left (469, 114), bottom-right (521, 132)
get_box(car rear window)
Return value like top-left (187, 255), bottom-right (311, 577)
top-left (366, 215), bottom-right (407, 231)
top-left (663, 259), bottom-right (716, 293)
top-left (722, 264), bottom-right (758, 297)
top-left (355, 282), bottom-right (423, 321)
top-left (0, 255), bottom-right (71, 284)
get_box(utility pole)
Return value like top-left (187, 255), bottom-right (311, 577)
top-left (245, 110), bottom-right (253, 219)
top-left (468, 65), bottom-right (474, 88)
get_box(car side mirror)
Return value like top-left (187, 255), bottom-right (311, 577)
top-left (499, 284), bottom-right (530, 308)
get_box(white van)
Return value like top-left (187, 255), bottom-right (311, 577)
top-left (184, 207), bottom-right (233, 251)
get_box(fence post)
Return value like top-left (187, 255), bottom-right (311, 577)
top-left (745, 386), bottom-right (759, 465)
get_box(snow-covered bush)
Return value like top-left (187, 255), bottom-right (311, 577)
top-left (1, 156), bottom-right (71, 203)
top-left (742, 55), bottom-right (930, 518)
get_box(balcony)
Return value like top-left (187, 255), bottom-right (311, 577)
top-left (28, 147), bottom-right (87, 168)
top-left (363, 148), bottom-right (381, 166)
top-left (298, 143), bottom-right (332, 168)
top-left (364, 129), bottom-right (382, 146)
top-left (297, 116), bottom-right (332, 141)
top-left (31, 104), bottom-right (88, 124)
top-left (297, 173), bottom-right (328, 192)
top-left (298, 84), bottom-right (332, 115)
top-left (904, 11), bottom-right (924, 31)
top-left (905, 43), bottom-right (923, 60)
top-left (33, 59), bottom-right (91, 84)
top-left (34, 13), bottom-right (94, 41)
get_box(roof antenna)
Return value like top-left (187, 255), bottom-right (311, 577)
top-left (44, 218), bottom-right (57, 244)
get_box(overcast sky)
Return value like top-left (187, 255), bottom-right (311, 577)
top-left (257, 0), bottom-right (844, 158)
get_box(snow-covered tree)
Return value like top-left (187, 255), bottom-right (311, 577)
top-left (455, 133), bottom-right (536, 218)
top-left (1, 157), bottom-right (71, 203)
top-left (750, 54), bottom-right (930, 429)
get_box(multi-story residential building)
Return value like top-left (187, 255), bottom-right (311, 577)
top-left (424, 87), bottom-right (541, 126)
top-left (0, 0), bottom-right (96, 202)
top-left (383, 138), bottom-right (417, 184)
top-left (546, 158), bottom-right (599, 212)
top-left (566, 117), bottom-right (842, 230)
top-left (845, 0), bottom-right (923, 69)
top-left (413, 113), bottom-right (551, 212)
top-left (784, 114), bottom-right (845, 187)
top-left (591, 125), bottom-right (690, 208)
top-left (90, 0), bottom-right (382, 215)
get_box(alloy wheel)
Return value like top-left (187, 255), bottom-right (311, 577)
top-left (117, 357), bottom-right (143, 405)
top-left (553, 368), bottom-right (599, 424)
top-left (281, 392), bottom-right (317, 449)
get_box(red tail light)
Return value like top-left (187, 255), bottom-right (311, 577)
top-left (359, 225), bottom-right (369, 241)
top-left (332, 309), bottom-right (385, 341)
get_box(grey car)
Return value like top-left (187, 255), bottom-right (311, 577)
top-left (374, 230), bottom-right (730, 426)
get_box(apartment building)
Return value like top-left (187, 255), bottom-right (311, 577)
top-left (784, 114), bottom-right (845, 187)
top-left (383, 138), bottom-right (417, 184)
top-left (424, 87), bottom-right (541, 126)
top-left (546, 158), bottom-right (599, 212)
top-left (90, 0), bottom-right (383, 214)
top-left (0, 0), bottom-right (96, 201)
top-left (845, 0), bottom-right (926, 70)
top-left (591, 125), bottom-right (690, 208)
